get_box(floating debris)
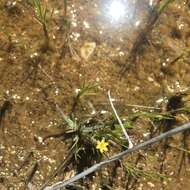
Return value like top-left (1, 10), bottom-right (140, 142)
top-left (80, 42), bottom-right (96, 60)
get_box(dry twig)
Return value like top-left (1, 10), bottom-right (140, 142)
top-left (108, 91), bottom-right (133, 148)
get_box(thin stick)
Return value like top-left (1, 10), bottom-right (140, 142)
top-left (125, 104), bottom-right (161, 110)
top-left (43, 122), bottom-right (190, 190)
top-left (108, 91), bottom-right (133, 148)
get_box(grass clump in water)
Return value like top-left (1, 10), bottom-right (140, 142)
top-left (32, 0), bottom-right (53, 51)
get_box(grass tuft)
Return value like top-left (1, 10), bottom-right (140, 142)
top-left (32, 0), bottom-right (53, 51)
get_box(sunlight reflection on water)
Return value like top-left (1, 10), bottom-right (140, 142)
top-left (107, 1), bottom-right (126, 22)
top-left (104, 0), bottom-right (135, 24)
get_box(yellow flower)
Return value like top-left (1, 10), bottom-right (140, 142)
top-left (96, 138), bottom-right (109, 153)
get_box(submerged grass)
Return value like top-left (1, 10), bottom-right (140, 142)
top-left (124, 162), bottom-right (168, 180)
top-left (63, 89), bottom-right (190, 168)
top-left (71, 82), bottom-right (98, 114)
top-left (42, 88), bottom-right (190, 189)
top-left (32, 0), bottom-right (53, 51)
top-left (62, 114), bottom-right (130, 160)
top-left (120, 0), bottom-right (176, 75)
top-left (64, 0), bottom-right (67, 16)
top-left (128, 111), bottom-right (174, 122)
top-left (157, 0), bottom-right (175, 15)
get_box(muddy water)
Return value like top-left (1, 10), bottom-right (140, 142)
top-left (0, 0), bottom-right (190, 189)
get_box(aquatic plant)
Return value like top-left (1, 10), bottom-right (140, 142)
top-left (58, 108), bottom-right (130, 162)
top-left (157, 0), bottom-right (175, 15)
top-left (120, 0), bottom-right (176, 75)
top-left (44, 123), bottom-right (190, 190)
top-left (71, 82), bottom-right (98, 114)
top-left (50, 104), bottom-right (133, 172)
top-left (64, 0), bottom-right (67, 16)
top-left (41, 91), bottom-right (190, 189)
top-left (32, 0), bottom-right (53, 51)
top-left (124, 162), bottom-right (167, 180)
